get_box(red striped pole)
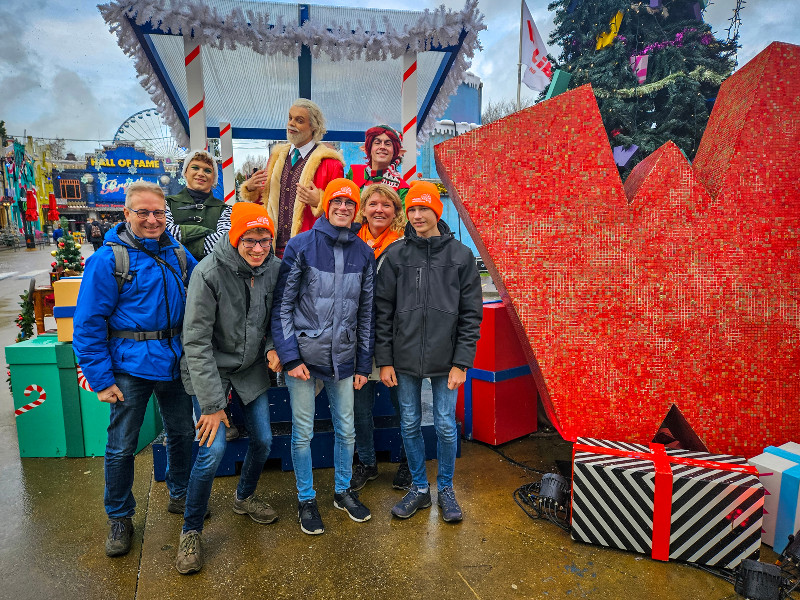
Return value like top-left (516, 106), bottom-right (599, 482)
top-left (401, 52), bottom-right (418, 181)
top-left (183, 37), bottom-right (207, 152)
top-left (219, 121), bottom-right (235, 204)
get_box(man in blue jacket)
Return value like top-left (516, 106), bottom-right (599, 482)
top-left (73, 181), bottom-right (197, 558)
top-left (272, 178), bottom-right (375, 535)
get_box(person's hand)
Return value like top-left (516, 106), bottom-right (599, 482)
top-left (296, 182), bottom-right (321, 208)
top-left (288, 363), bottom-right (311, 381)
top-left (267, 349), bottom-right (282, 372)
top-left (98, 384), bottom-right (124, 404)
top-left (380, 366), bottom-right (397, 387)
top-left (353, 374), bottom-right (368, 390)
top-left (447, 366), bottom-right (466, 390)
top-left (244, 169), bottom-right (269, 193)
top-left (196, 409), bottom-right (230, 448)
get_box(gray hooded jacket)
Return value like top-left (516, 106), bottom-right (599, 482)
top-left (182, 235), bottom-right (281, 415)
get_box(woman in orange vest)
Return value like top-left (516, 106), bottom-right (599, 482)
top-left (351, 182), bottom-right (410, 490)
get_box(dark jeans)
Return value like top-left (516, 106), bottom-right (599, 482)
top-left (105, 373), bottom-right (194, 519)
top-left (353, 380), bottom-right (403, 466)
top-left (183, 391), bottom-right (272, 533)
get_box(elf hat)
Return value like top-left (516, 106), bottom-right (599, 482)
top-left (405, 180), bottom-right (443, 220)
top-left (322, 178), bottom-right (361, 219)
top-left (229, 202), bottom-right (274, 247)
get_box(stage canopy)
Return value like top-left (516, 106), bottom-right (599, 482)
top-left (99, 0), bottom-right (485, 147)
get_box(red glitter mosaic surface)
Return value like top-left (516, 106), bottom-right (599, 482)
top-left (436, 42), bottom-right (800, 457)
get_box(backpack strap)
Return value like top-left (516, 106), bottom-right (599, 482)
top-left (173, 244), bottom-right (188, 283)
top-left (109, 243), bottom-right (133, 293)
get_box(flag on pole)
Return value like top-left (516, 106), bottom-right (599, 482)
top-left (521, 0), bottom-right (553, 92)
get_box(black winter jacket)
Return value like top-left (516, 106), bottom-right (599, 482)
top-left (374, 220), bottom-right (483, 377)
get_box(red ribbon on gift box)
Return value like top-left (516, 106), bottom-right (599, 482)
top-left (573, 442), bottom-right (758, 561)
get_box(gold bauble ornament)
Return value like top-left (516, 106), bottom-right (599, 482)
top-left (51, 250), bottom-right (57, 256)
top-left (75, 244), bottom-right (82, 250)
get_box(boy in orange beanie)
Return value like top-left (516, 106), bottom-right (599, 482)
top-left (375, 181), bottom-right (482, 523)
top-left (176, 201), bottom-right (282, 575)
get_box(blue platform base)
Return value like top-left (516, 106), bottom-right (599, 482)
top-left (153, 385), bottom-right (461, 482)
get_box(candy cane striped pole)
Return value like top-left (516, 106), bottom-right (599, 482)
top-left (76, 365), bottom-right (94, 392)
top-left (183, 36), bottom-right (208, 152)
top-left (219, 121), bottom-right (236, 204)
top-left (15, 384), bottom-right (46, 417)
top-left (401, 52), bottom-right (418, 182)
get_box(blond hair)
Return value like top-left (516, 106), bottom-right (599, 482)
top-left (357, 183), bottom-right (406, 233)
top-left (125, 181), bottom-right (165, 208)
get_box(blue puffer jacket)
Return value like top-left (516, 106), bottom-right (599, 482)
top-left (73, 223), bottom-right (197, 392)
top-left (272, 217), bottom-right (375, 381)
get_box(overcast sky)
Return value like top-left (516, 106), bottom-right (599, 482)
top-left (2, 0), bottom-right (798, 160)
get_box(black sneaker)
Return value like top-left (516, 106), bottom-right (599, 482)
top-left (392, 462), bottom-right (412, 490)
top-left (167, 496), bottom-right (210, 520)
top-left (391, 485), bottom-right (432, 519)
top-left (105, 517), bottom-right (133, 557)
top-left (349, 462), bottom-right (378, 492)
top-left (298, 499), bottom-right (325, 535)
top-left (437, 486), bottom-right (463, 522)
top-left (333, 489), bottom-right (372, 522)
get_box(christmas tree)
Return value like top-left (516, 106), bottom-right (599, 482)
top-left (15, 290), bottom-right (35, 343)
top-left (546, 0), bottom-right (738, 178)
top-left (51, 218), bottom-right (85, 277)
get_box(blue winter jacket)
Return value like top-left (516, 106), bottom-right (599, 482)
top-left (73, 223), bottom-right (198, 392)
top-left (271, 217), bottom-right (376, 381)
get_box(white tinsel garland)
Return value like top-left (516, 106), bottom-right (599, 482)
top-left (98, 0), bottom-right (486, 149)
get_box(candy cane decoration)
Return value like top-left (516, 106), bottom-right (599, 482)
top-left (15, 384), bottom-right (46, 416)
top-left (184, 36), bottom-right (208, 152)
top-left (76, 365), bottom-right (94, 392)
top-left (219, 121), bottom-right (235, 204)
top-left (400, 52), bottom-right (418, 182)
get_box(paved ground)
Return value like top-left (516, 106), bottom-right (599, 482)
top-left (0, 243), bottom-right (768, 599)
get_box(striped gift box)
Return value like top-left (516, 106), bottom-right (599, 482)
top-left (571, 437), bottom-right (763, 568)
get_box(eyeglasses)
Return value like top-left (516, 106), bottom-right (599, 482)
top-left (329, 198), bottom-right (357, 209)
top-left (240, 237), bottom-right (272, 249)
top-left (128, 208), bottom-right (166, 219)
top-left (189, 164), bottom-right (214, 175)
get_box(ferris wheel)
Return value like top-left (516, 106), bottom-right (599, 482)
top-left (113, 109), bottom-right (187, 160)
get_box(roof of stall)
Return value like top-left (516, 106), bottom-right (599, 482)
top-left (99, 0), bottom-right (485, 147)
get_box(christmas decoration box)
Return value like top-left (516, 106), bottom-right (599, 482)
top-left (455, 301), bottom-right (538, 445)
top-left (5, 336), bottom-right (84, 457)
top-left (748, 443), bottom-right (800, 553)
top-left (571, 438), bottom-right (763, 568)
top-left (52, 276), bottom-right (82, 342)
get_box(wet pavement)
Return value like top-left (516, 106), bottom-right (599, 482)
top-left (0, 243), bottom-right (757, 599)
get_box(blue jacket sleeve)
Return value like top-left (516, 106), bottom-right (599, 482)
top-left (355, 251), bottom-right (376, 376)
top-left (72, 250), bottom-right (121, 392)
top-left (271, 241), bottom-right (304, 370)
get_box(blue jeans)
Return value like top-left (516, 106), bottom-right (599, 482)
top-left (396, 373), bottom-right (458, 491)
top-left (105, 373), bottom-right (194, 519)
top-left (287, 374), bottom-right (355, 501)
top-left (183, 391), bottom-right (273, 533)
top-left (353, 381), bottom-right (403, 466)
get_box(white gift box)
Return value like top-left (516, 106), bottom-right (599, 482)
top-left (749, 442), bottom-right (800, 553)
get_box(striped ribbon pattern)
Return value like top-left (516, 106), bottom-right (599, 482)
top-left (571, 438), bottom-right (763, 568)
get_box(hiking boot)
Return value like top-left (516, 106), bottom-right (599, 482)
top-left (175, 530), bottom-right (203, 575)
top-left (167, 496), bottom-right (210, 519)
top-left (225, 423), bottom-right (240, 441)
top-left (298, 499), bottom-right (325, 535)
top-left (437, 486), bottom-right (463, 522)
top-left (232, 493), bottom-right (278, 524)
top-left (391, 485), bottom-right (432, 519)
top-left (333, 489), bottom-right (372, 522)
top-left (105, 517), bottom-right (133, 557)
top-left (392, 462), bottom-right (412, 490)
top-left (349, 462), bottom-right (378, 492)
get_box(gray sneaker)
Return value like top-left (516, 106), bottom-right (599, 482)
top-left (391, 485), bottom-right (432, 519)
top-left (105, 517), bottom-right (133, 557)
top-left (232, 493), bottom-right (278, 524)
top-left (438, 486), bottom-right (463, 522)
top-left (175, 530), bottom-right (203, 575)
top-left (167, 496), bottom-right (210, 519)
